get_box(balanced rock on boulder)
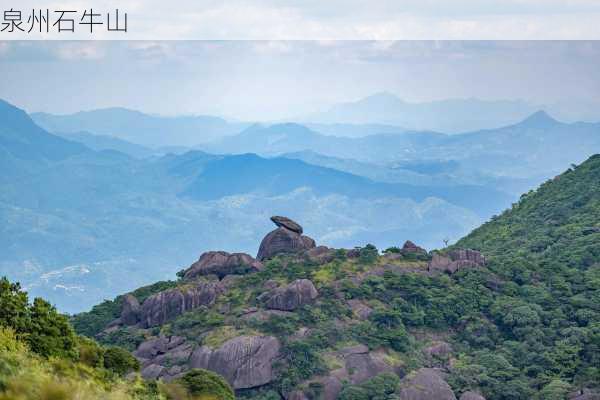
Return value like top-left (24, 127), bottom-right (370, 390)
top-left (257, 216), bottom-right (316, 261)
top-left (264, 279), bottom-right (318, 311)
top-left (183, 251), bottom-right (263, 280)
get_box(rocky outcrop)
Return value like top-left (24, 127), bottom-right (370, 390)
top-left (264, 279), bottom-right (318, 311)
top-left (120, 294), bottom-right (141, 326)
top-left (348, 299), bottom-right (373, 320)
top-left (399, 368), bottom-right (457, 400)
top-left (134, 336), bottom-right (193, 381)
top-left (401, 240), bottom-right (427, 254)
top-left (139, 281), bottom-right (223, 327)
top-left (570, 389), bottom-right (600, 400)
top-left (257, 216), bottom-right (316, 260)
top-left (305, 246), bottom-right (336, 264)
top-left (460, 392), bottom-right (486, 400)
top-left (292, 345), bottom-right (397, 400)
top-left (428, 249), bottom-right (486, 274)
top-left (183, 251), bottom-right (263, 280)
top-left (189, 335), bottom-right (281, 389)
top-left (423, 342), bottom-right (453, 363)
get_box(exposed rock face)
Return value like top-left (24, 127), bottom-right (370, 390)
top-left (183, 251), bottom-right (263, 280)
top-left (428, 249), bottom-right (486, 274)
top-left (120, 294), bottom-right (141, 326)
top-left (460, 392), bottom-right (486, 400)
top-left (399, 368), bottom-right (457, 400)
top-left (271, 216), bottom-right (303, 234)
top-left (264, 279), bottom-right (318, 311)
top-left (257, 216), bottom-right (316, 260)
top-left (189, 335), bottom-right (281, 389)
top-left (402, 240), bottom-right (427, 254)
top-left (570, 389), bottom-right (600, 400)
top-left (348, 299), bottom-right (373, 320)
top-left (293, 345), bottom-right (397, 400)
top-left (305, 246), bottom-right (336, 264)
top-left (134, 336), bottom-right (193, 381)
top-left (423, 342), bottom-right (453, 358)
top-left (139, 281), bottom-right (223, 327)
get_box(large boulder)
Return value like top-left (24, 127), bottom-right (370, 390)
top-left (183, 251), bottom-right (263, 280)
top-left (257, 216), bottom-right (316, 260)
top-left (264, 279), bottom-right (318, 311)
top-left (460, 392), bottom-right (486, 400)
top-left (120, 294), bottom-right (141, 326)
top-left (189, 335), bottom-right (281, 389)
top-left (399, 368), bottom-right (457, 400)
top-left (428, 249), bottom-right (486, 274)
top-left (139, 281), bottom-right (223, 327)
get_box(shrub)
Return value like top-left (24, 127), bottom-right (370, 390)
top-left (103, 346), bottom-right (140, 375)
top-left (175, 368), bottom-right (235, 400)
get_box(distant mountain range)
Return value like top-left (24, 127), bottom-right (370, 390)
top-left (304, 92), bottom-right (540, 133)
top-left (31, 108), bottom-right (250, 148)
top-left (0, 99), bottom-right (492, 312)
top-left (204, 110), bottom-right (600, 180)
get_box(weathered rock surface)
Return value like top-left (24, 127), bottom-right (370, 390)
top-left (460, 392), bottom-right (486, 400)
top-left (305, 246), bottom-right (336, 264)
top-left (271, 216), bottom-right (303, 234)
top-left (189, 335), bottom-right (281, 389)
top-left (399, 368), bottom-right (457, 400)
top-left (348, 299), bottom-right (374, 320)
top-left (402, 240), bottom-right (427, 254)
top-left (428, 249), bottom-right (486, 274)
top-left (264, 279), bottom-right (318, 311)
top-left (134, 336), bottom-right (193, 381)
top-left (257, 216), bottom-right (316, 260)
top-left (570, 389), bottom-right (600, 400)
top-left (120, 294), bottom-right (141, 326)
top-left (424, 342), bottom-right (453, 358)
top-left (183, 251), bottom-right (263, 280)
top-left (139, 281), bottom-right (223, 327)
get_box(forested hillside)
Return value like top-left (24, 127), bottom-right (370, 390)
top-left (66, 155), bottom-right (600, 400)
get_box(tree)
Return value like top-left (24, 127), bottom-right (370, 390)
top-left (175, 369), bottom-right (235, 400)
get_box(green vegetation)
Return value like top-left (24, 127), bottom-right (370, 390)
top-left (11, 155), bottom-right (600, 399)
top-left (175, 369), bottom-right (235, 400)
top-left (0, 277), bottom-right (235, 400)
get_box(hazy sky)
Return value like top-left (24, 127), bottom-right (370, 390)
top-left (1, 40), bottom-right (599, 121)
top-left (4, 0), bottom-right (600, 39)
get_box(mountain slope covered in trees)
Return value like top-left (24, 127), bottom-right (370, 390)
top-left (69, 155), bottom-right (600, 400)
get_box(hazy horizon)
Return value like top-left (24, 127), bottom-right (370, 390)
top-left (1, 41), bottom-right (600, 123)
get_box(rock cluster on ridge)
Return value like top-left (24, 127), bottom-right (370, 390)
top-left (257, 216), bottom-right (316, 260)
top-left (428, 248), bottom-right (486, 274)
top-left (183, 251), bottom-right (263, 280)
top-left (139, 280), bottom-right (224, 327)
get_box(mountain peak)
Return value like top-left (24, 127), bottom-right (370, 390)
top-left (519, 110), bottom-right (559, 127)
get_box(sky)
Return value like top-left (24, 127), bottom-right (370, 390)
top-left (2, 0), bottom-right (600, 39)
top-left (0, 40), bottom-right (600, 121)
